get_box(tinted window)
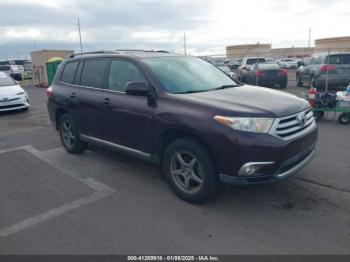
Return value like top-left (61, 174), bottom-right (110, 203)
top-left (61, 62), bottom-right (79, 84)
top-left (74, 62), bottom-right (83, 85)
top-left (255, 63), bottom-right (281, 70)
top-left (327, 54), bottom-right (350, 64)
top-left (246, 58), bottom-right (266, 65)
top-left (81, 59), bottom-right (107, 88)
top-left (107, 60), bottom-right (147, 92)
top-left (0, 65), bottom-right (11, 71)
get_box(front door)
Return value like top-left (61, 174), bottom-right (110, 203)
top-left (102, 59), bottom-right (153, 154)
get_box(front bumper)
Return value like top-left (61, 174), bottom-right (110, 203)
top-left (207, 124), bottom-right (318, 185)
top-left (219, 147), bottom-right (315, 185)
top-left (0, 95), bottom-right (30, 112)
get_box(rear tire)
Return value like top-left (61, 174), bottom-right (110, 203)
top-left (296, 74), bottom-right (303, 87)
top-left (59, 114), bottom-right (88, 154)
top-left (338, 113), bottom-right (350, 125)
top-left (280, 81), bottom-right (287, 89)
top-left (162, 137), bottom-right (219, 203)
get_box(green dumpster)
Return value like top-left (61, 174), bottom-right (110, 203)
top-left (46, 57), bottom-right (63, 86)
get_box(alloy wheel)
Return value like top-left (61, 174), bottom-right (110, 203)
top-left (61, 121), bottom-right (75, 147)
top-left (170, 151), bottom-right (204, 194)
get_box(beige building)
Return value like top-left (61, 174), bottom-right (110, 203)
top-left (270, 47), bottom-right (314, 58)
top-left (226, 44), bottom-right (271, 59)
top-left (314, 36), bottom-right (350, 53)
top-left (31, 49), bottom-right (73, 87)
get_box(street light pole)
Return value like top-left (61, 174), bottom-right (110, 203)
top-left (78, 18), bottom-right (83, 53)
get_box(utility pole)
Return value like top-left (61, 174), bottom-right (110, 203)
top-left (78, 18), bottom-right (83, 53)
top-left (184, 32), bottom-right (187, 55)
top-left (308, 28), bottom-right (311, 48)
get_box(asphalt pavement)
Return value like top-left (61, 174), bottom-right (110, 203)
top-left (0, 72), bottom-right (349, 254)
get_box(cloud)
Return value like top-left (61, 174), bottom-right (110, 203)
top-left (0, 0), bottom-right (350, 59)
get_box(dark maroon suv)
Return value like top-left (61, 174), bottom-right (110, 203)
top-left (47, 50), bottom-right (318, 203)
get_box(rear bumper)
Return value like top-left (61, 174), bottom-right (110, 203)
top-left (219, 148), bottom-right (315, 185)
top-left (315, 76), bottom-right (350, 89)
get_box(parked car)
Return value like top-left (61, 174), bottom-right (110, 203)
top-left (237, 57), bottom-right (266, 82)
top-left (0, 64), bottom-right (24, 81)
top-left (278, 58), bottom-right (298, 69)
top-left (226, 59), bottom-right (241, 70)
top-left (217, 65), bottom-right (236, 79)
top-left (244, 63), bottom-right (288, 88)
top-left (298, 57), bottom-right (311, 68)
top-left (47, 51), bottom-right (317, 203)
top-left (296, 52), bottom-right (350, 90)
top-left (0, 72), bottom-right (29, 112)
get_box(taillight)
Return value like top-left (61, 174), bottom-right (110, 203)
top-left (46, 86), bottom-right (52, 97)
top-left (255, 71), bottom-right (265, 77)
top-left (279, 69), bottom-right (288, 76)
top-left (320, 64), bottom-right (336, 72)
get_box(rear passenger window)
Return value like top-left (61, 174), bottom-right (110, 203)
top-left (80, 59), bottom-right (107, 89)
top-left (61, 62), bottom-right (79, 84)
top-left (107, 60), bottom-right (147, 92)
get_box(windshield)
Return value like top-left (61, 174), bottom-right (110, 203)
top-left (143, 56), bottom-right (238, 94)
top-left (0, 73), bottom-right (16, 86)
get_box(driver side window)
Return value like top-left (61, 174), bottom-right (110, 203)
top-left (107, 60), bottom-right (147, 92)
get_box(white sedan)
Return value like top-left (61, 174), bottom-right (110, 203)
top-left (278, 58), bottom-right (298, 69)
top-left (0, 72), bottom-right (29, 112)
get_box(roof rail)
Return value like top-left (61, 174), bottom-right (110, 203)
top-left (68, 50), bottom-right (117, 58)
top-left (115, 49), bottom-right (169, 53)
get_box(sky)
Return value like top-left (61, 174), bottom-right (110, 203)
top-left (0, 0), bottom-right (349, 60)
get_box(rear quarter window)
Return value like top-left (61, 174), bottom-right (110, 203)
top-left (61, 61), bottom-right (79, 84)
top-left (328, 54), bottom-right (350, 64)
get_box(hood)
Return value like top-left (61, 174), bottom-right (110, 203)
top-left (173, 85), bottom-right (309, 118)
top-left (0, 85), bottom-right (24, 96)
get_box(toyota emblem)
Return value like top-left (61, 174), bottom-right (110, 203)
top-left (297, 113), bottom-right (307, 127)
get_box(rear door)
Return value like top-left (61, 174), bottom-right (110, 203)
top-left (74, 59), bottom-right (108, 139)
top-left (102, 59), bottom-right (153, 154)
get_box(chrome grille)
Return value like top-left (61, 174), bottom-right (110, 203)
top-left (270, 109), bottom-right (316, 141)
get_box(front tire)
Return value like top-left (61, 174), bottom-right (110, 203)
top-left (163, 138), bottom-right (219, 203)
top-left (338, 113), bottom-right (350, 125)
top-left (59, 114), bottom-right (88, 154)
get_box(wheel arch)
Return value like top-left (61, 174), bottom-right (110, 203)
top-left (155, 127), bottom-right (217, 170)
top-left (55, 108), bottom-right (68, 130)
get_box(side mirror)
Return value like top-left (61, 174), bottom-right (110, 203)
top-left (125, 81), bottom-right (150, 96)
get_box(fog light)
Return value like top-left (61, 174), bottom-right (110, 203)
top-left (238, 162), bottom-right (275, 176)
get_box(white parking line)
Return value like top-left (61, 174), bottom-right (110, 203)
top-left (0, 188), bottom-right (115, 239)
top-left (0, 145), bottom-right (116, 239)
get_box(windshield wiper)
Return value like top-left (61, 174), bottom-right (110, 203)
top-left (212, 84), bottom-right (238, 90)
top-left (176, 89), bottom-right (210, 94)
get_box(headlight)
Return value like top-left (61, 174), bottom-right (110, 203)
top-left (214, 116), bottom-right (274, 133)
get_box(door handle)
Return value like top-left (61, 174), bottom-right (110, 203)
top-left (69, 92), bottom-right (76, 98)
top-left (102, 97), bottom-right (110, 105)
